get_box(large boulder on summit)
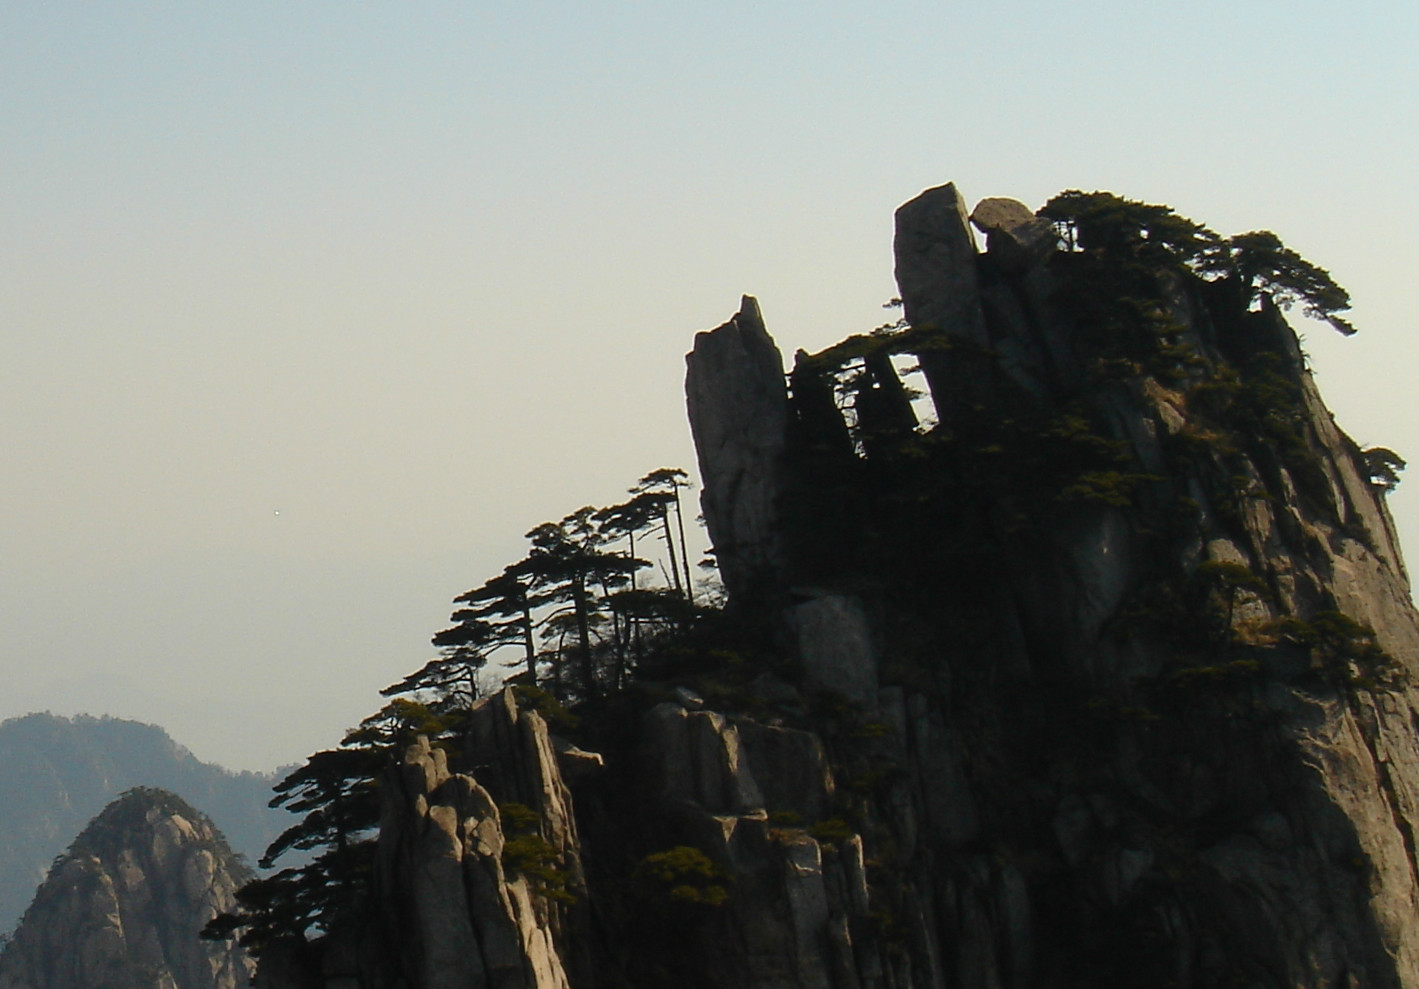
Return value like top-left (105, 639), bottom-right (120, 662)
top-left (970, 196), bottom-right (1059, 272)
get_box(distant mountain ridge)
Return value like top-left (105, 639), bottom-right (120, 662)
top-left (0, 712), bottom-right (287, 934)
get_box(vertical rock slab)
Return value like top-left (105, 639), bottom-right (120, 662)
top-left (893, 182), bottom-right (986, 344)
top-left (641, 704), bottom-right (765, 815)
top-left (465, 689), bottom-right (582, 864)
top-left (686, 296), bottom-right (789, 605)
top-left (375, 713), bottom-right (576, 989)
top-left (780, 834), bottom-right (833, 988)
top-left (735, 721), bottom-right (835, 824)
top-left (892, 182), bottom-right (990, 413)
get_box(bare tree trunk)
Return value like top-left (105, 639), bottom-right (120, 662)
top-left (672, 486), bottom-right (694, 603)
top-left (661, 506), bottom-right (684, 598)
top-left (519, 594), bottom-right (537, 688)
top-left (573, 576), bottom-right (598, 702)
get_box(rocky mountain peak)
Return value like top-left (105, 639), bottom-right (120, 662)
top-left (0, 787), bottom-right (253, 989)
top-left (0, 711), bottom-right (285, 936)
top-left (235, 183), bottom-right (1419, 988)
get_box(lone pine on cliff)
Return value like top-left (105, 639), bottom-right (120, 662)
top-left (215, 184), bottom-right (1419, 989)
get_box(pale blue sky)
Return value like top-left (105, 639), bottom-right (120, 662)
top-left (2, 2), bottom-right (1416, 770)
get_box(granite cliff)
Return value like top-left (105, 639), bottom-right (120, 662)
top-left (244, 183), bottom-right (1419, 988)
top-left (0, 787), bottom-right (253, 989)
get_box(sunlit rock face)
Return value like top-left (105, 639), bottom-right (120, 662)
top-left (376, 693), bottom-right (581, 989)
top-left (0, 788), bottom-right (253, 989)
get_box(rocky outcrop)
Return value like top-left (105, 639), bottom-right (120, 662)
top-left (686, 295), bottom-right (789, 604)
top-left (892, 182), bottom-right (986, 345)
top-left (377, 692), bottom-right (580, 989)
top-left (0, 787), bottom-right (252, 989)
top-left (255, 690), bottom-right (586, 989)
top-left (969, 196), bottom-right (1059, 273)
top-left (0, 712), bottom-right (284, 935)
top-left (248, 183), bottom-right (1419, 989)
top-left (718, 183), bottom-right (1419, 987)
top-left (631, 693), bottom-right (878, 988)
top-left (891, 181), bottom-right (995, 414)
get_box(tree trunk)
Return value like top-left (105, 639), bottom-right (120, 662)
top-left (672, 488), bottom-right (694, 603)
top-left (519, 593), bottom-right (537, 688)
top-left (661, 506), bottom-right (684, 598)
top-left (573, 576), bottom-right (598, 702)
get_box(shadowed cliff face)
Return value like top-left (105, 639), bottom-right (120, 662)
top-left (0, 788), bottom-right (253, 989)
top-left (683, 182), bottom-right (1419, 987)
top-left (258, 183), bottom-right (1419, 989)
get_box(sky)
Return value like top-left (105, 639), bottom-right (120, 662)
top-left (2, 1), bottom-right (1416, 772)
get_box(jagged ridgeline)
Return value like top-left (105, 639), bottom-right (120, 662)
top-left (216, 184), bottom-right (1419, 989)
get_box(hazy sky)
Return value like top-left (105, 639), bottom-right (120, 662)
top-left (3, 2), bottom-right (1416, 771)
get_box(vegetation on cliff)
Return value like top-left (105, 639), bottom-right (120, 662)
top-left (210, 186), bottom-right (1419, 988)
top-left (205, 467), bottom-right (718, 951)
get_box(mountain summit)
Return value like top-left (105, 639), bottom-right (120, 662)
top-left (0, 788), bottom-right (253, 989)
top-left (222, 184), bottom-right (1419, 988)
top-left (0, 712), bottom-right (284, 934)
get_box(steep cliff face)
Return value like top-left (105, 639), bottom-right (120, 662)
top-left (253, 689), bottom-right (588, 989)
top-left (0, 787), bottom-right (253, 989)
top-left (257, 183), bottom-right (1419, 988)
top-left (684, 181), bottom-right (1419, 987)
